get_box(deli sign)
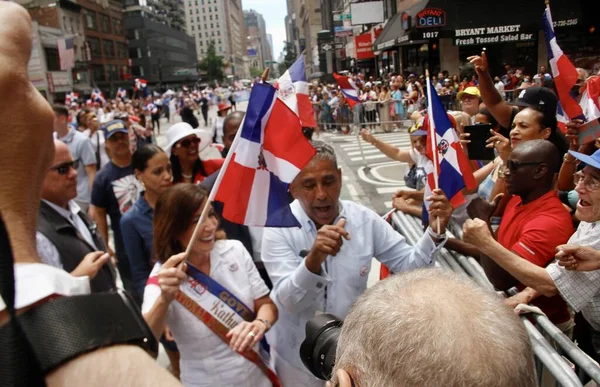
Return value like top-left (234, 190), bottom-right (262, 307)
top-left (416, 8), bottom-right (446, 28)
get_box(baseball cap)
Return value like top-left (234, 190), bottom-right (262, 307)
top-left (409, 121), bottom-right (427, 136)
top-left (457, 86), bottom-right (481, 100)
top-left (569, 149), bottom-right (600, 170)
top-left (513, 86), bottom-right (558, 116)
top-left (101, 120), bottom-right (128, 139)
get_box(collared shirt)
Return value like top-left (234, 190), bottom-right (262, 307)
top-left (36, 200), bottom-right (98, 268)
top-left (57, 127), bottom-right (96, 203)
top-left (262, 199), bottom-right (443, 371)
top-left (547, 221), bottom-right (600, 330)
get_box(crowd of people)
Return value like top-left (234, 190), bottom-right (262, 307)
top-left (3, 2), bottom-right (600, 386)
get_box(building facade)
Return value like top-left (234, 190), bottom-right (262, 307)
top-left (244, 9), bottom-right (272, 75)
top-left (184, 0), bottom-right (247, 79)
top-left (286, 0), bottom-right (322, 77)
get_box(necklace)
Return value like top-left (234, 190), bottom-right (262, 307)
top-left (181, 173), bottom-right (193, 179)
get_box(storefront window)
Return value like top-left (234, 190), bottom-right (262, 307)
top-left (92, 64), bottom-right (105, 82)
top-left (88, 37), bottom-right (101, 58)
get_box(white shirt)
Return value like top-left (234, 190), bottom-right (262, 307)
top-left (261, 200), bottom-right (442, 373)
top-left (495, 81), bottom-right (506, 98)
top-left (83, 129), bottom-right (109, 169)
top-left (142, 240), bottom-right (270, 387)
top-left (212, 116), bottom-right (225, 144)
top-left (36, 200), bottom-right (98, 268)
top-left (547, 221), bottom-right (600, 330)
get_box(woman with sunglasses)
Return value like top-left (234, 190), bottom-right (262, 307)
top-left (142, 184), bottom-right (278, 387)
top-left (165, 123), bottom-right (223, 184)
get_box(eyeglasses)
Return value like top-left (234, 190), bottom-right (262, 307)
top-left (574, 171), bottom-right (600, 191)
top-left (50, 160), bottom-right (79, 175)
top-left (506, 160), bottom-right (542, 172)
top-left (176, 137), bottom-right (201, 148)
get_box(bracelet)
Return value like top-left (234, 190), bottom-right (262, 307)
top-left (563, 154), bottom-right (577, 164)
top-left (256, 318), bottom-right (271, 332)
top-left (427, 226), bottom-right (446, 241)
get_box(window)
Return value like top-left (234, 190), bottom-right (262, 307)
top-left (210, 23), bottom-right (213, 28)
top-left (204, 24), bottom-right (207, 29)
top-left (217, 30), bottom-right (220, 36)
top-left (218, 39), bottom-right (221, 45)
top-left (84, 10), bottom-right (96, 30)
top-left (44, 47), bottom-right (60, 71)
top-left (219, 46), bottom-right (222, 52)
top-left (209, 15), bottom-right (212, 20)
top-left (103, 39), bottom-right (115, 58)
top-left (211, 31), bottom-right (214, 36)
top-left (196, 16), bottom-right (200, 22)
top-left (99, 14), bottom-right (111, 33)
top-left (203, 15), bottom-right (206, 21)
top-left (191, 25), bottom-right (194, 31)
top-left (92, 64), bottom-right (105, 82)
top-left (195, 8), bottom-right (198, 13)
top-left (112, 18), bottom-right (122, 35)
top-left (87, 37), bottom-right (101, 58)
top-left (116, 42), bottom-right (127, 59)
top-left (189, 9), bottom-right (192, 14)
top-left (215, 14), bottom-right (218, 20)
top-left (107, 65), bottom-right (119, 81)
top-left (147, 48), bottom-right (151, 57)
top-left (199, 40), bottom-right (203, 46)
top-left (135, 29), bottom-right (140, 39)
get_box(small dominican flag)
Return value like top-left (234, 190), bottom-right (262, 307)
top-left (276, 54), bottom-right (316, 128)
top-left (65, 91), bottom-right (79, 105)
top-left (542, 4), bottom-right (585, 121)
top-left (134, 78), bottom-right (148, 97)
top-left (91, 88), bottom-right (105, 103)
top-left (117, 88), bottom-right (127, 99)
top-left (333, 73), bottom-right (361, 108)
top-left (424, 76), bottom-right (476, 213)
top-left (556, 102), bottom-right (569, 134)
top-left (213, 83), bottom-right (316, 227)
top-left (579, 76), bottom-right (600, 122)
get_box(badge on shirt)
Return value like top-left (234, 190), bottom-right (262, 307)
top-left (359, 265), bottom-right (370, 277)
top-left (228, 262), bottom-right (239, 272)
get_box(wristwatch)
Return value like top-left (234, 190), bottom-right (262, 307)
top-left (427, 227), bottom-right (448, 244)
top-left (256, 318), bottom-right (272, 332)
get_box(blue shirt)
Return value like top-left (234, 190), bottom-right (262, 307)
top-left (120, 193), bottom-right (153, 296)
top-left (262, 199), bottom-right (444, 372)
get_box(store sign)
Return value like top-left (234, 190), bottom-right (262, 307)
top-left (453, 24), bottom-right (534, 46)
top-left (401, 12), bottom-right (410, 31)
top-left (397, 35), bottom-right (410, 44)
top-left (355, 33), bottom-right (374, 60)
top-left (416, 8), bottom-right (446, 28)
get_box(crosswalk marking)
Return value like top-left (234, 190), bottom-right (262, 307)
top-left (377, 187), bottom-right (400, 194)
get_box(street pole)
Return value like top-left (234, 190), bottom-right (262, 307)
top-left (327, 0), bottom-right (337, 73)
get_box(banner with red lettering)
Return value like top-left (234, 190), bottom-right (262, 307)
top-left (355, 33), bottom-right (374, 60)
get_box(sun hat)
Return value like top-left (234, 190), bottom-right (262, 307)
top-left (165, 122), bottom-right (212, 156)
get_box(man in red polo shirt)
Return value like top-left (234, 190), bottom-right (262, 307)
top-left (464, 140), bottom-right (573, 327)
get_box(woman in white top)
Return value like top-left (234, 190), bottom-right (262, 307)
top-left (142, 184), bottom-right (278, 387)
top-left (82, 111), bottom-right (110, 169)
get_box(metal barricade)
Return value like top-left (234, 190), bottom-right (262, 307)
top-left (315, 100), bottom-right (414, 133)
top-left (387, 211), bottom-right (599, 386)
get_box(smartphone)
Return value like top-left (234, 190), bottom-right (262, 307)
top-left (464, 124), bottom-right (495, 160)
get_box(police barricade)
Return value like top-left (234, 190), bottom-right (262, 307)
top-left (388, 212), bottom-right (600, 386)
top-left (314, 100), bottom-right (414, 133)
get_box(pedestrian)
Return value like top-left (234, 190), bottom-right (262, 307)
top-left (199, 92), bottom-right (210, 127)
top-left (212, 102), bottom-right (232, 144)
top-left (82, 111), bottom-right (110, 170)
top-left (180, 98), bottom-right (199, 128)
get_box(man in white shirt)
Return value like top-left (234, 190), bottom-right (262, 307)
top-left (262, 141), bottom-right (453, 386)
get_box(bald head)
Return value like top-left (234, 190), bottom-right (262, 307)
top-left (513, 139), bottom-right (561, 175)
top-left (223, 111), bottom-right (245, 150)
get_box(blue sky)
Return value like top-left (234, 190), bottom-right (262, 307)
top-left (242, 0), bottom-right (287, 60)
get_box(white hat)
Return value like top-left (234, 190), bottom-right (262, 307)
top-left (165, 122), bottom-right (212, 156)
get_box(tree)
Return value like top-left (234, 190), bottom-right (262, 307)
top-left (277, 41), bottom-right (297, 75)
top-left (198, 41), bottom-right (225, 83)
top-left (249, 67), bottom-right (263, 78)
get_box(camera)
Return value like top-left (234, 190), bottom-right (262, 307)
top-left (299, 313), bottom-right (343, 380)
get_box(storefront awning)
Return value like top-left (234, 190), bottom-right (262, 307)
top-left (372, 12), bottom-right (404, 52)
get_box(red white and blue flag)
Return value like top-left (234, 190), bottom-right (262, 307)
top-left (91, 88), bottom-right (105, 103)
top-left (57, 37), bottom-right (75, 70)
top-left (134, 78), bottom-right (148, 97)
top-left (276, 54), bottom-right (316, 128)
top-left (65, 91), bottom-right (78, 105)
top-left (117, 88), bottom-right (127, 99)
top-left (212, 83), bottom-right (316, 227)
top-left (542, 5), bottom-right (585, 121)
top-left (580, 76), bottom-right (600, 122)
top-left (333, 73), bottom-right (361, 108)
top-left (424, 76), bottom-right (476, 212)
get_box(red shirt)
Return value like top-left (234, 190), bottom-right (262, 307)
top-left (193, 158), bottom-right (224, 184)
top-left (498, 191), bottom-right (573, 324)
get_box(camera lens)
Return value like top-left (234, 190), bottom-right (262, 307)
top-left (299, 313), bottom-right (343, 380)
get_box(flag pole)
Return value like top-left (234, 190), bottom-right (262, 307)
top-left (425, 69), bottom-right (441, 234)
top-left (356, 130), bottom-right (369, 171)
top-left (179, 70), bottom-right (269, 268)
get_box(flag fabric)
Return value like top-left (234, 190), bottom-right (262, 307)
top-left (542, 5), bottom-right (585, 121)
top-left (556, 102), bottom-right (569, 134)
top-left (333, 73), bottom-right (361, 108)
top-left (117, 88), bottom-right (127, 99)
top-left (276, 54), bottom-right (316, 128)
top-left (579, 76), bottom-right (600, 122)
top-left (424, 76), bottom-right (476, 211)
top-left (213, 83), bottom-right (316, 227)
top-left (57, 38), bottom-right (75, 70)
top-left (91, 89), bottom-right (105, 103)
top-left (65, 92), bottom-right (78, 105)
top-left (134, 78), bottom-right (148, 97)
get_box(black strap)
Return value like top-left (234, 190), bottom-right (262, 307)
top-left (95, 131), bottom-right (101, 170)
top-left (0, 217), bottom-right (46, 386)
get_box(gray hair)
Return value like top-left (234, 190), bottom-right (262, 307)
top-left (310, 140), bottom-right (338, 169)
top-left (333, 269), bottom-right (536, 387)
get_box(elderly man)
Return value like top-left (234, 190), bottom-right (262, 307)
top-left (331, 269), bottom-right (536, 387)
top-left (466, 147), bottom-right (600, 370)
top-left (262, 141), bottom-right (453, 386)
top-left (36, 140), bottom-right (115, 292)
top-left (456, 86), bottom-right (481, 121)
top-left (463, 140), bottom-right (573, 327)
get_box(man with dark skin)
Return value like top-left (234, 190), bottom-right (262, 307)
top-left (463, 140), bottom-right (573, 326)
top-left (221, 111), bottom-right (245, 158)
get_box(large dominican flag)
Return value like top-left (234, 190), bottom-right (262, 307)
top-left (213, 83), bottom-right (316, 227)
top-left (333, 73), bottom-right (361, 108)
top-left (425, 76), bottom-right (476, 211)
top-left (277, 54), bottom-right (316, 128)
top-left (542, 5), bottom-right (584, 121)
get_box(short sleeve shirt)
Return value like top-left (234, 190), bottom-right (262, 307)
top-left (498, 191), bottom-right (574, 323)
top-left (58, 128), bottom-right (96, 203)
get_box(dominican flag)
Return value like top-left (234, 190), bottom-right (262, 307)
top-left (117, 88), bottom-right (127, 99)
top-left (579, 76), bottom-right (600, 122)
top-left (424, 76), bottom-right (476, 213)
top-left (277, 54), bottom-right (316, 128)
top-left (91, 88), bottom-right (105, 103)
top-left (65, 91), bottom-right (78, 105)
top-left (556, 102), bottom-right (569, 133)
top-left (333, 73), bottom-right (361, 108)
top-left (542, 5), bottom-right (584, 121)
top-left (134, 78), bottom-right (148, 97)
top-left (212, 83), bottom-right (316, 226)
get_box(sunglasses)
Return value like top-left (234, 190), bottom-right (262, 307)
top-left (506, 160), bottom-right (542, 172)
top-left (176, 137), bottom-right (201, 148)
top-left (574, 171), bottom-right (600, 191)
top-left (50, 159), bottom-right (79, 175)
